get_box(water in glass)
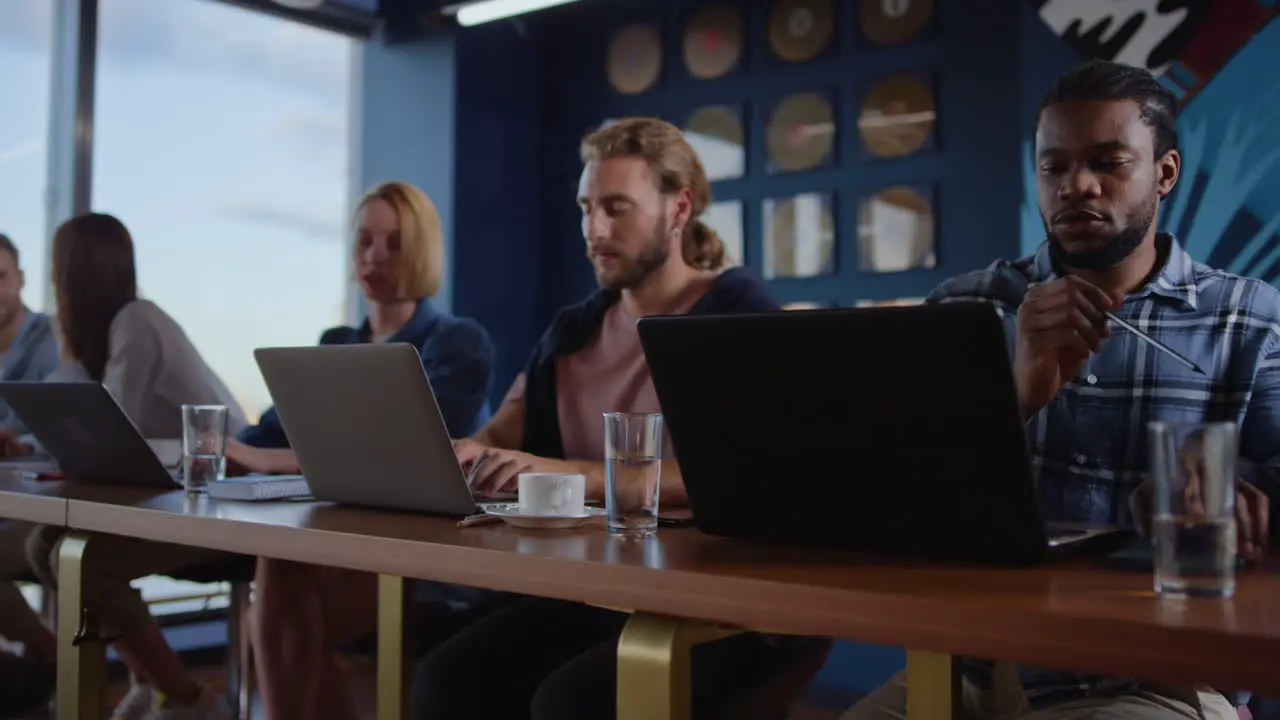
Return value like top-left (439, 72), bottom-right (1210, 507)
top-left (1147, 421), bottom-right (1238, 598)
top-left (1154, 514), bottom-right (1236, 598)
top-left (606, 454), bottom-right (661, 536)
top-left (183, 453), bottom-right (226, 494)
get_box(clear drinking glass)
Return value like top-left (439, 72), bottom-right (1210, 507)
top-left (182, 404), bottom-right (228, 494)
top-left (1147, 421), bottom-right (1239, 598)
top-left (603, 412), bottom-right (664, 537)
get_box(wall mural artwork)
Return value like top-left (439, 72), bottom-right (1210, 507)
top-left (1020, 8), bottom-right (1280, 287)
top-left (1029, 0), bottom-right (1277, 105)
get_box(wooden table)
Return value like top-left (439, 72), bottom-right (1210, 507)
top-left (21, 484), bottom-right (1280, 720)
top-left (0, 473), bottom-right (70, 525)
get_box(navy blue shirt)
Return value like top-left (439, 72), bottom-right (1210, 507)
top-left (519, 267), bottom-right (779, 459)
top-left (238, 299), bottom-right (495, 448)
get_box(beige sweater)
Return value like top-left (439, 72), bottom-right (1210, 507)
top-left (56, 299), bottom-right (248, 439)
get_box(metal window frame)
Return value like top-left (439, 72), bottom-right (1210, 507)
top-left (346, 40), bottom-right (368, 326)
top-left (43, 0), bottom-right (97, 311)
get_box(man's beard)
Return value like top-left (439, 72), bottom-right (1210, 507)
top-left (0, 299), bottom-right (20, 334)
top-left (1046, 196), bottom-right (1156, 272)
top-left (595, 220), bottom-right (670, 290)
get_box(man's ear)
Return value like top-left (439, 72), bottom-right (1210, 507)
top-left (1156, 149), bottom-right (1180, 198)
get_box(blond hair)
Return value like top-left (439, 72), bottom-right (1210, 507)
top-left (579, 117), bottom-right (725, 271)
top-left (355, 181), bottom-right (444, 299)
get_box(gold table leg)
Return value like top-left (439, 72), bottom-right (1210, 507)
top-left (906, 650), bottom-right (959, 720)
top-left (55, 533), bottom-right (106, 720)
top-left (615, 613), bottom-right (741, 720)
top-left (376, 575), bottom-right (413, 720)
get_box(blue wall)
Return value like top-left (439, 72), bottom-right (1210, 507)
top-left (354, 0), bottom-right (1053, 696)
top-left (437, 0), bottom-right (1040, 406)
top-left (357, 5), bottom-right (1280, 458)
top-left (357, 28), bottom-right (457, 313)
top-left (524, 0), bottom-right (1028, 317)
top-left (450, 0), bottom-right (1033, 696)
top-left (358, 21), bottom-right (543, 394)
top-left (351, 1), bottom-right (1280, 702)
top-left (356, 1), bottom-right (1280, 700)
top-left (451, 21), bottom-right (542, 404)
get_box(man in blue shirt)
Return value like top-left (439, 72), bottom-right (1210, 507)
top-left (0, 232), bottom-right (65, 717)
top-left (0, 234), bottom-right (60, 435)
top-left (843, 60), bottom-right (1277, 720)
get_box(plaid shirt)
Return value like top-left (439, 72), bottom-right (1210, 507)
top-left (929, 233), bottom-right (1280, 707)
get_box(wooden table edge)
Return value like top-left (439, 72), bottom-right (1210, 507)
top-left (0, 487), bottom-right (69, 526)
top-left (65, 496), bottom-right (1280, 694)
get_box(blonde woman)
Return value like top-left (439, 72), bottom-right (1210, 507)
top-left (240, 181), bottom-right (497, 720)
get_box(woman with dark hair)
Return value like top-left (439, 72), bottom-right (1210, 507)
top-left (48, 212), bottom-right (246, 434)
top-left (24, 213), bottom-right (247, 719)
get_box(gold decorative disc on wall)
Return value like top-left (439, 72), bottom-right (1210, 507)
top-left (686, 106), bottom-right (746, 181)
top-left (766, 195), bottom-right (835, 278)
top-left (857, 186), bottom-right (936, 273)
top-left (686, 105), bottom-right (745, 146)
top-left (608, 23), bottom-right (662, 95)
top-left (683, 4), bottom-right (744, 79)
top-left (860, 0), bottom-right (933, 46)
top-left (766, 92), bottom-right (836, 172)
top-left (768, 0), bottom-right (834, 62)
top-left (859, 74), bottom-right (935, 158)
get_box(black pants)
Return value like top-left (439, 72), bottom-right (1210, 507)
top-left (412, 596), bottom-right (811, 720)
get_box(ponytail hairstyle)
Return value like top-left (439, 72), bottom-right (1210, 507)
top-left (580, 117), bottom-right (726, 271)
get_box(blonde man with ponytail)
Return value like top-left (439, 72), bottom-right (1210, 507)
top-left (414, 118), bottom-right (822, 720)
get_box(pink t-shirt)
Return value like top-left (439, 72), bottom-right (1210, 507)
top-left (554, 277), bottom-right (714, 462)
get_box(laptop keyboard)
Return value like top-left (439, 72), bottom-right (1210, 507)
top-left (1045, 523), bottom-right (1121, 548)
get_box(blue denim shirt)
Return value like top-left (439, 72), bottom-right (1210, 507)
top-left (0, 309), bottom-right (62, 433)
top-left (929, 234), bottom-right (1280, 706)
top-left (237, 299), bottom-right (495, 448)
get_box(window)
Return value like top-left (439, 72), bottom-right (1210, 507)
top-left (0, 1), bottom-right (54, 311)
top-left (93, 0), bottom-right (356, 419)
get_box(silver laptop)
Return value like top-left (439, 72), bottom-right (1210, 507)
top-left (0, 382), bottom-right (179, 489)
top-left (252, 343), bottom-right (487, 516)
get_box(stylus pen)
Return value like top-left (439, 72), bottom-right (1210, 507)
top-left (1106, 312), bottom-right (1205, 375)
top-left (19, 471), bottom-right (65, 481)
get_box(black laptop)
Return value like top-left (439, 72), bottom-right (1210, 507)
top-left (0, 382), bottom-right (179, 489)
top-left (636, 303), bottom-right (1127, 565)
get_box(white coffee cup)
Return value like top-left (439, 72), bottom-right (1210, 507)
top-left (517, 473), bottom-right (587, 516)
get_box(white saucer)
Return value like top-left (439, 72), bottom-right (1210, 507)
top-left (484, 503), bottom-right (605, 530)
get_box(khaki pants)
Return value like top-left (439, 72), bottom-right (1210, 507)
top-left (841, 667), bottom-right (1236, 720)
top-left (0, 520), bottom-right (47, 646)
top-left (26, 525), bottom-right (229, 639)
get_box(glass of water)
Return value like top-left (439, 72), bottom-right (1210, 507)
top-left (603, 412), bottom-right (664, 537)
top-left (181, 404), bottom-right (229, 494)
top-left (1147, 421), bottom-right (1239, 598)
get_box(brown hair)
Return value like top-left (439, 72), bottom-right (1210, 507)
top-left (51, 213), bottom-right (138, 381)
top-left (0, 233), bottom-right (19, 265)
top-left (579, 117), bottom-right (725, 271)
top-left (355, 181), bottom-right (444, 299)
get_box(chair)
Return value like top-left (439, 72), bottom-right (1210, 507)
top-left (712, 638), bottom-right (833, 720)
top-left (164, 556), bottom-right (256, 720)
